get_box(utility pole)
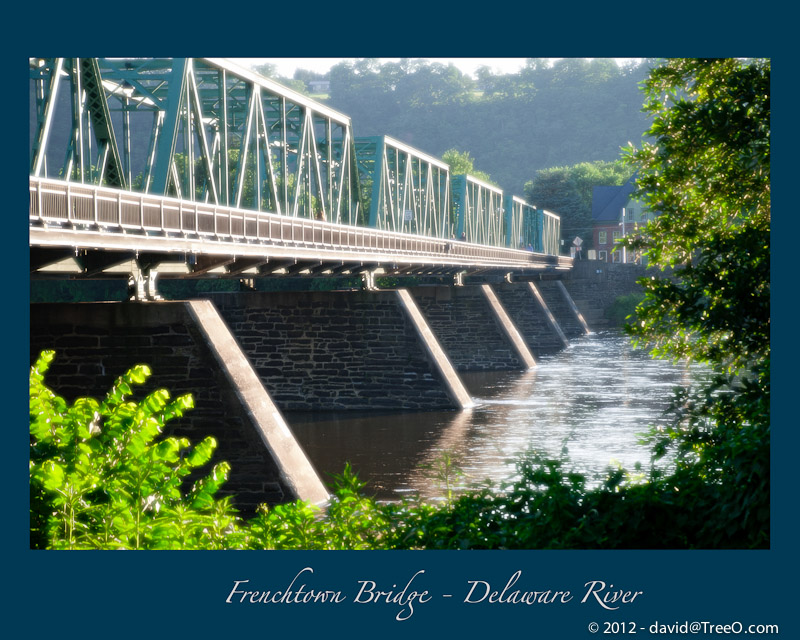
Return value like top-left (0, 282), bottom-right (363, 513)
top-left (620, 208), bottom-right (627, 263)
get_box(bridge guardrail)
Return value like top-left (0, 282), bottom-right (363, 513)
top-left (31, 177), bottom-right (571, 271)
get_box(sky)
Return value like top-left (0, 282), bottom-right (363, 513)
top-left (231, 58), bottom-right (641, 79)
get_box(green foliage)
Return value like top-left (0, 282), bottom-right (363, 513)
top-left (620, 58), bottom-right (770, 547)
top-left (376, 445), bottom-right (766, 550)
top-left (607, 292), bottom-right (645, 326)
top-left (623, 58), bottom-right (770, 370)
top-left (418, 450), bottom-right (467, 507)
top-left (441, 149), bottom-right (495, 185)
top-left (245, 463), bottom-right (389, 550)
top-left (29, 363), bottom-right (390, 550)
top-left (30, 351), bottom-right (241, 549)
top-left (252, 63), bottom-right (308, 94)
top-left (376, 453), bottom-right (683, 550)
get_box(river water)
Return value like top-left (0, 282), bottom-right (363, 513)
top-left (287, 330), bottom-right (704, 502)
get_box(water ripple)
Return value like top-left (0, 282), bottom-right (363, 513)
top-left (288, 330), bottom-right (707, 500)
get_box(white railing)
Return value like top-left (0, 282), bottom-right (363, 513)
top-left (30, 177), bottom-right (570, 270)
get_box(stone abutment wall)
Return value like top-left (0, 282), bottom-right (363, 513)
top-left (562, 260), bottom-right (655, 329)
top-left (411, 285), bottom-right (523, 371)
top-left (29, 279), bottom-right (593, 509)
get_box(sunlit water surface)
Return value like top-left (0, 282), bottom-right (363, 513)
top-left (287, 331), bottom-right (706, 501)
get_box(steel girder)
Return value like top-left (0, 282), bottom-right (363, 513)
top-left (30, 58), bottom-right (127, 188)
top-left (355, 136), bottom-right (451, 239)
top-left (506, 195), bottom-right (535, 249)
top-left (452, 174), bottom-right (505, 246)
top-left (541, 209), bottom-right (561, 256)
top-left (29, 57), bottom-right (362, 225)
top-left (504, 195), bottom-right (561, 254)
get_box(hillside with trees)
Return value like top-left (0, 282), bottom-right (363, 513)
top-left (260, 58), bottom-right (656, 199)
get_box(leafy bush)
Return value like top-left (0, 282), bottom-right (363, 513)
top-left (30, 350), bottom-right (240, 549)
top-left (29, 353), bottom-right (391, 550)
top-left (619, 58), bottom-right (770, 549)
top-left (606, 292), bottom-right (644, 326)
top-left (245, 464), bottom-right (389, 550)
top-left (379, 447), bottom-right (767, 550)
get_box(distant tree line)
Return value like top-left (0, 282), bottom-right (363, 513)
top-left (254, 58), bottom-right (655, 246)
top-left (306, 58), bottom-right (655, 196)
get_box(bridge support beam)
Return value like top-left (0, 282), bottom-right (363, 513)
top-left (515, 280), bottom-right (591, 340)
top-left (185, 300), bottom-right (329, 505)
top-left (410, 284), bottom-right (535, 371)
top-left (556, 280), bottom-right (592, 335)
top-left (526, 282), bottom-right (570, 348)
top-left (394, 288), bottom-right (474, 410)
top-left (479, 284), bottom-right (537, 369)
top-left (494, 282), bottom-right (576, 357)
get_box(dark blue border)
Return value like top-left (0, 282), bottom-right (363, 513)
top-left (8, 7), bottom-right (790, 638)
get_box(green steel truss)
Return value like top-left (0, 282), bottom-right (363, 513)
top-left (542, 209), bottom-right (561, 256)
top-left (452, 174), bottom-right (505, 245)
top-left (355, 136), bottom-right (451, 238)
top-left (29, 58), bottom-right (361, 224)
top-left (504, 195), bottom-right (561, 254)
top-left (506, 195), bottom-right (536, 249)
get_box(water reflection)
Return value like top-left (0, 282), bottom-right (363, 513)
top-left (287, 331), bottom-right (705, 501)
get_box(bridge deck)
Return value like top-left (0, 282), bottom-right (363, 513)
top-left (30, 177), bottom-right (572, 279)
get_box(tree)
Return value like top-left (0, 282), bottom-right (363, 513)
top-left (323, 58), bottom-right (653, 194)
top-left (252, 62), bottom-right (279, 78)
top-left (622, 58), bottom-right (770, 547)
top-left (251, 62), bottom-right (306, 94)
top-left (441, 148), bottom-right (494, 184)
top-left (524, 160), bottom-right (633, 246)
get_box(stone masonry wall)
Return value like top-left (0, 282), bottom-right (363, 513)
top-left (202, 290), bottom-right (453, 411)
top-left (494, 282), bottom-right (570, 356)
top-left (30, 301), bottom-right (293, 514)
top-left (562, 260), bottom-right (654, 329)
top-left (411, 285), bottom-right (523, 372)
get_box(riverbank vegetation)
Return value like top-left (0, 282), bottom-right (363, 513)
top-left (30, 58), bottom-right (769, 550)
top-left (607, 292), bottom-right (645, 327)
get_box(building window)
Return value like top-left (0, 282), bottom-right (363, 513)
top-left (612, 230), bottom-right (621, 241)
top-left (598, 231), bottom-right (607, 245)
top-left (598, 250), bottom-right (607, 262)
